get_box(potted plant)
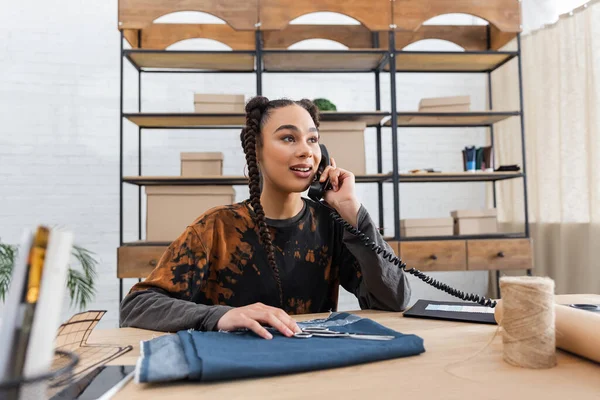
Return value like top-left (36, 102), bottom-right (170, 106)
top-left (313, 98), bottom-right (337, 111)
top-left (0, 239), bottom-right (98, 310)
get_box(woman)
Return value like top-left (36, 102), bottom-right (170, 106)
top-left (119, 96), bottom-right (411, 339)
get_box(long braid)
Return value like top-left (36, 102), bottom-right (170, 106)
top-left (242, 98), bottom-right (283, 308)
top-left (240, 96), bottom-right (321, 310)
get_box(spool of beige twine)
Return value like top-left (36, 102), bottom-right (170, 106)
top-left (498, 276), bottom-right (557, 369)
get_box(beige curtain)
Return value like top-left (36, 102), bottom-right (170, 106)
top-left (490, 1), bottom-right (600, 295)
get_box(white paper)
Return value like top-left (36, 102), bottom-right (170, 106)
top-left (425, 304), bottom-right (495, 314)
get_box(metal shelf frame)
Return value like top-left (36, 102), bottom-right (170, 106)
top-left (118, 28), bottom-right (531, 302)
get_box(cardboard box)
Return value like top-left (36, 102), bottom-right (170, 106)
top-left (419, 95), bottom-right (470, 112)
top-left (400, 217), bottom-right (454, 237)
top-left (146, 186), bottom-right (236, 241)
top-left (194, 93), bottom-right (245, 113)
top-left (451, 209), bottom-right (498, 235)
top-left (318, 121), bottom-right (367, 175)
top-left (181, 152), bottom-right (223, 176)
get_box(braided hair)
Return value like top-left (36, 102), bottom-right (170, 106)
top-left (240, 96), bottom-right (320, 308)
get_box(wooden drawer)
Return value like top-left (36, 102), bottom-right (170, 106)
top-left (467, 239), bottom-right (532, 270)
top-left (117, 244), bottom-right (168, 278)
top-left (400, 241), bottom-right (467, 271)
top-left (117, 241), bottom-right (399, 279)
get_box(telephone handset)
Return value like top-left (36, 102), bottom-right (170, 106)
top-left (309, 144), bottom-right (496, 308)
top-left (308, 144), bottom-right (333, 203)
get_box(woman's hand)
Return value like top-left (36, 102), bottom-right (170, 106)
top-left (216, 302), bottom-right (301, 339)
top-left (320, 157), bottom-right (361, 227)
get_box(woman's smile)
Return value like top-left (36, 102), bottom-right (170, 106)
top-left (290, 163), bottom-right (313, 179)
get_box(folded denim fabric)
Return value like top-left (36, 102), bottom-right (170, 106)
top-left (136, 312), bottom-right (425, 383)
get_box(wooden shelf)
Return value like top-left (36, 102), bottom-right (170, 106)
top-left (320, 111), bottom-right (390, 126)
top-left (124, 50), bottom-right (256, 71)
top-left (124, 176), bottom-right (249, 185)
top-left (119, 234), bottom-right (527, 246)
top-left (121, 237), bottom-right (404, 249)
top-left (122, 50), bottom-right (516, 74)
top-left (123, 174), bottom-right (391, 186)
top-left (389, 51), bottom-right (517, 72)
top-left (123, 172), bottom-right (521, 186)
top-left (124, 49), bottom-right (390, 73)
top-left (398, 233), bottom-right (527, 242)
top-left (123, 113), bottom-right (245, 128)
top-left (395, 172), bottom-right (523, 182)
top-left (386, 111), bottom-right (519, 127)
top-left (262, 50), bottom-right (389, 72)
top-left (124, 112), bottom-right (390, 128)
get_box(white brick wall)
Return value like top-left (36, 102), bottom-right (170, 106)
top-left (0, 5), bottom-right (492, 328)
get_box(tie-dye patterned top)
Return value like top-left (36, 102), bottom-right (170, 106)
top-left (120, 198), bottom-right (411, 333)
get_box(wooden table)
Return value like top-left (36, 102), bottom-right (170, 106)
top-left (89, 294), bottom-right (600, 399)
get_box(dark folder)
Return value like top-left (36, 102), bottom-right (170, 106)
top-left (403, 299), bottom-right (498, 325)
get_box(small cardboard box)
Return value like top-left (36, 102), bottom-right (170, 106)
top-left (194, 93), bottom-right (245, 113)
top-left (451, 209), bottom-right (498, 235)
top-left (400, 217), bottom-right (454, 237)
top-left (181, 152), bottom-right (223, 176)
top-left (146, 186), bottom-right (236, 241)
top-left (419, 95), bottom-right (470, 112)
top-left (318, 121), bottom-right (367, 175)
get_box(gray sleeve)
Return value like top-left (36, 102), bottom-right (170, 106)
top-left (339, 205), bottom-right (411, 311)
top-left (119, 288), bottom-right (233, 332)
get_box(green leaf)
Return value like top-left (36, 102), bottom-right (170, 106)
top-left (313, 98), bottom-right (337, 111)
top-left (0, 243), bottom-right (17, 302)
top-left (0, 239), bottom-right (98, 310)
top-left (68, 245), bottom-right (98, 310)
top-left (66, 269), bottom-right (95, 310)
top-left (72, 245), bottom-right (98, 281)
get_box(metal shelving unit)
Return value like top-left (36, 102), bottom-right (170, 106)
top-left (117, 2), bottom-right (531, 302)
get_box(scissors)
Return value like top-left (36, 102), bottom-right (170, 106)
top-left (293, 326), bottom-right (395, 341)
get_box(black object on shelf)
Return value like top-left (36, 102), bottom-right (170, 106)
top-left (495, 165), bottom-right (521, 172)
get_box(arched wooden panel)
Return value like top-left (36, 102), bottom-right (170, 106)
top-left (140, 24), bottom-right (255, 50)
top-left (118, 0), bottom-right (259, 30)
top-left (259, 0), bottom-right (392, 31)
top-left (123, 29), bottom-right (140, 48)
top-left (263, 25), bottom-right (379, 49)
top-left (393, 0), bottom-right (521, 33)
top-left (391, 26), bottom-right (489, 51)
top-left (489, 25), bottom-right (516, 50)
